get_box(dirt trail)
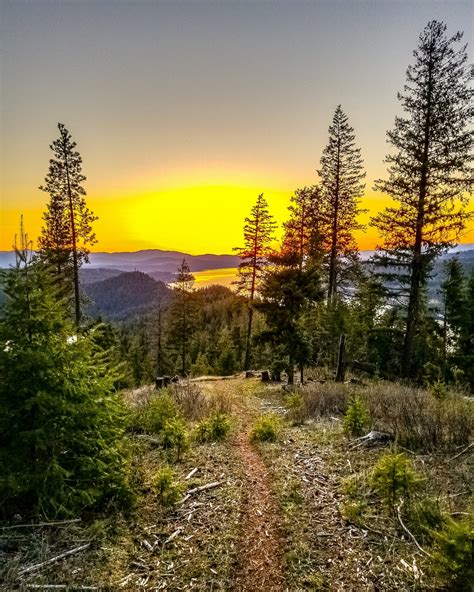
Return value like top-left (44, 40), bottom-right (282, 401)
top-left (228, 382), bottom-right (284, 592)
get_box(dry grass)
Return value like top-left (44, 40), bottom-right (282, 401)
top-left (290, 381), bottom-right (473, 451)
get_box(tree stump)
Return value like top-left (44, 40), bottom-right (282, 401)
top-left (261, 370), bottom-right (271, 382)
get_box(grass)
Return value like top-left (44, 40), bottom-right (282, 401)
top-left (288, 381), bottom-right (473, 451)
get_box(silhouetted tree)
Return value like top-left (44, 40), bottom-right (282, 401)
top-left (439, 259), bottom-right (467, 380)
top-left (234, 194), bottom-right (276, 370)
top-left (282, 185), bottom-right (325, 270)
top-left (38, 123), bottom-right (97, 326)
top-left (372, 21), bottom-right (473, 378)
top-left (318, 106), bottom-right (365, 300)
top-left (257, 250), bottom-right (324, 384)
top-left (167, 259), bottom-right (195, 375)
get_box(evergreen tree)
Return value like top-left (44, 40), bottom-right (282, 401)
top-left (318, 106), bottom-right (365, 300)
top-left (282, 185), bottom-right (325, 270)
top-left (439, 258), bottom-right (467, 380)
top-left (38, 123), bottom-right (97, 326)
top-left (372, 21), bottom-right (473, 378)
top-left (167, 259), bottom-right (195, 375)
top-left (234, 193), bottom-right (277, 370)
top-left (0, 233), bottom-right (129, 517)
top-left (454, 270), bottom-right (474, 390)
top-left (257, 250), bottom-right (324, 384)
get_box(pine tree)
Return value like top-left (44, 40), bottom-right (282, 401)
top-left (318, 106), bottom-right (365, 300)
top-left (257, 250), bottom-right (324, 384)
top-left (439, 258), bottom-right (467, 380)
top-left (234, 193), bottom-right (277, 370)
top-left (167, 259), bottom-right (195, 376)
top-left (0, 229), bottom-right (130, 517)
top-left (38, 123), bottom-right (97, 326)
top-left (282, 185), bottom-right (325, 269)
top-left (372, 21), bottom-right (473, 378)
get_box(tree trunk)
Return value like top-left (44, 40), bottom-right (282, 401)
top-left (64, 154), bottom-right (81, 327)
top-left (401, 41), bottom-right (434, 379)
top-left (335, 333), bottom-right (346, 382)
top-left (328, 138), bottom-right (341, 302)
top-left (244, 305), bottom-right (254, 370)
top-left (287, 359), bottom-right (294, 385)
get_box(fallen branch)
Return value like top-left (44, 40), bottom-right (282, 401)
top-left (185, 467), bottom-right (198, 480)
top-left (447, 442), bottom-right (474, 462)
top-left (19, 543), bottom-right (91, 576)
top-left (25, 586), bottom-right (98, 590)
top-left (164, 527), bottom-right (183, 545)
top-left (186, 481), bottom-right (222, 496)
top-left (1, 518), bottom-right (81, 530)
top-left (396, 500), bottom-right (432, 559)
top-left (349, 431), bottom-right (393, 449)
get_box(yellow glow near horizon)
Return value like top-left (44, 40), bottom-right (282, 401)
top-left (2, 183), bottom-right (473, 254)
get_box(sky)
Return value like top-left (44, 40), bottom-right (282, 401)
top-left (1, 0), bottom-right (472, 254)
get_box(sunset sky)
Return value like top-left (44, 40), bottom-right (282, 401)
top-left (1, 0), bottom-right (472, 254)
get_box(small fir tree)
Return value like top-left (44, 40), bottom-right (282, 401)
top-left (0, 233), bottom-right (130, 517)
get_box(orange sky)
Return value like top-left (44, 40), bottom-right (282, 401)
top-left (1, 1), bottom-right (472, 254)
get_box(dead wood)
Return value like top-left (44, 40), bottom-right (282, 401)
top-left (19, 543), bottom-right (91, 576)
top-left (1, 518), bottom-right (81, 530)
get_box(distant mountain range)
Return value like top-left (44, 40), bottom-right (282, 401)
top-left (1, 245), bottom-right (472, 275)
top-left (0, 248), bottom-right (240, 281)
top-left (1, 247), bottom-right (473, 320)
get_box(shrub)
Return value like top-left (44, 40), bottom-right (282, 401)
top-left (144, 392), bottom-right (179, 434)
top-left (370, 451), bottom-right (424, 509)
top-left (431, 517), bottom-right (474, 591)
top-left (407, 498), bottom-right (445, 543)
top-left (161, 418), bottom-right (189, 461)
top-left (154, 467), bottom-right (182, 507)
top-left (343, 396), bottom-right (369, 437)
top-left (195, 413), bottom-right (231, 443)
top-left (250, 414), bottom-right (280, 442)
top-left (285, 392), bottom-right (306, 424)
top-left (171, 382), bottom-right (208, 420)
top-left (430, 381), bottom-right (448, 400)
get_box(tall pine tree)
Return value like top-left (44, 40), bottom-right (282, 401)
top-left (318, 106), bottom-right (365, 300)
top-left (234, 193), bottom-right (276, 370)
top-left (372, 21), bottom-right (473, 378)
top-left (38, 123), bottom-right (97, 326)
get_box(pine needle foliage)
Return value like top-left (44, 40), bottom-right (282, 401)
top-left (371, 21), bottom-right (473, 378)
top-left (318, 106), bottom-right (366, 300)
top-left (234, 193), bottom-right (277, 369)
top-left (370, 451), bottom-right (424, 510)
top-left (343, 395), bottom-right (369, 437)
top-left (0, 244), bottom-right (130, 518)
top-left (38, 123), bottom-right (97, 325)
top-left (431, 516), bottom-right (474, 591)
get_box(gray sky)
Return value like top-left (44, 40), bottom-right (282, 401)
top-left (1, 0), bottom-right (472, 252)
